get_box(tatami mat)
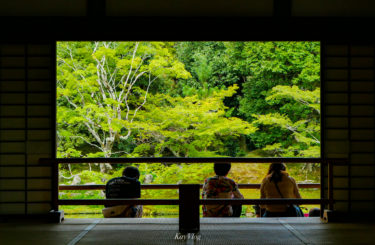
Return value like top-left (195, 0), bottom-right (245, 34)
top-left (1, 218), bottom-right (374, 245)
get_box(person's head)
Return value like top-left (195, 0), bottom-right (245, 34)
top-left (308, 208), bottom-right (320, 217)
top-left (122, 166), bottom-right (140, 179)
top-left (214, 163), bottom-right (231, 176)
top-left (267, 162), bottom-right (286, 183)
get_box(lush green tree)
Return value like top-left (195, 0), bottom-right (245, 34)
top-left (224, 42), bottom-right (320, 155)
top-left (57, 41), bottom-right (191, 171)
top-left (174, 42), bottom-right (250, 154)
top-left (253, 85), bottom-right (320, 157)
top-left (175, 41), bottom-right (320, 157)
top-left (57, 41), bottom-right (322, 217)
top-left (175, 42), bottom-right (239, 93)
top-left (130, 84), bottom-right (257, 158)
top-left (228, 42), bottom-right (320, 118)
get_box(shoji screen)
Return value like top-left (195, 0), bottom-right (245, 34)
top-left (0, 43), bottom-right (54, 215)
top-left (323, 43), bottom-right (375, 213)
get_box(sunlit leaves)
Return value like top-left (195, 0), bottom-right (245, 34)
top-left (266, 85), bottom-right (320, 113)
top-left (57, 41), bottom-right (192, 161)
top-left (131, 85), bottom-right (257, 157)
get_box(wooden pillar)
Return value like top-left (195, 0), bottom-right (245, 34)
top-left (179, 184), bottom-right (200, 233)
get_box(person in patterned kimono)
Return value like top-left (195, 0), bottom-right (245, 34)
top-left (202, 163), bottom-right (244, 217)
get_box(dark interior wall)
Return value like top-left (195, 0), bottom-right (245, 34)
top-left (0, 0), bottom-right (374, 216)
top-left (323, 43), bottom-right (375, 213)
top-left (0, 43), bottom-right (54, 214)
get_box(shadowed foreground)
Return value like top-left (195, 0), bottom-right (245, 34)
top-left (1, 218), bottom-right (374, 245)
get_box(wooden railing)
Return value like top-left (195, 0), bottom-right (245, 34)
top-left (40, 157), bottom-right (347, 231)
top-left (59, 183), bottom-right (321, 190)
top-left (59, 183), bottom-right (321, 206)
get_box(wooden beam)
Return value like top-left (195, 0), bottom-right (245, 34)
top-left (87, 0), bottom-right (106, 17)
top-left (41, 157), bottom-right (325, 164)
top-left (58, 198), bottom-right (328, 205)
top-left (58, 183), bottom-right (321, 190)
top-left (2, 17), bottom-right (375, 41)
top-left (273, 0), bottom-right (292, 17)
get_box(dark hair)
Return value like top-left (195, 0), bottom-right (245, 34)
top-left (122, 166), bottom-right (140, 179)
top-left (267, 163), bottom-right (286, 183)
top-left (214, 163), bottom-right (231, 176)
top-left (308, 208), bottom-right (320, 217)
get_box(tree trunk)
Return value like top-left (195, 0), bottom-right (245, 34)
top-left (99, 163), bottom-right (113, 173)
top-left (239, 135), bottom-right (248, 152)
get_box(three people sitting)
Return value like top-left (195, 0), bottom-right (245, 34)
top-left (103, 162), bottom-right (308, 218)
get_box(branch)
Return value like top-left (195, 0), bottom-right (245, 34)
top-left (123, 42), bottom-right (139, 88)
top-left (124, 70), bottom-right (148, 120)
top-left (70, 135), bottom-right (103, 151)
top-left (117, 54), bottom-right (149, 117)
top-left (111, 150), bottom-right (130, 155)
top-left (130, 72), bottom-right (155, 123)
top-left (83, 121), bottom-right (104, 147)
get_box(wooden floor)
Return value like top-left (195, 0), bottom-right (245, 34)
top-left (1, 218), bottom-right (375, 245)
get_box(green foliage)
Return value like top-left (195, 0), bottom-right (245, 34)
top-left (57, 41), bottom-right (321, 218)
top-left (57, 41), bottom-right (191, 165)
top-left (230, 42), bottom-right (320, 156)
top-left (174, 41), bottom-right (320, 158)
top-left (131, 84), bottom-right (257, 158)
top-left (252, 85), bottom-right (320, 157)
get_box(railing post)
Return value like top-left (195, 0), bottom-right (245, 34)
top-left (328, 160), bottom-right (334, 210)
top-left (52, 159), bottom-right (59, 211)
top-left (51, 159), bottom-right (64, 222)
top-left (179, 184), bottom-right (200, 233)
top-left (323, 160), bottom-right (336, 222)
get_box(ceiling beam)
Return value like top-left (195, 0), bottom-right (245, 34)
top-left (87, 0), bottom-right (106, 17)
top-left (273, 0), bottom-right (292, 17)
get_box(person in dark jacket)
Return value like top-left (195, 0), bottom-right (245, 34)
top-left (102, 166), bottom-right (143, 218)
